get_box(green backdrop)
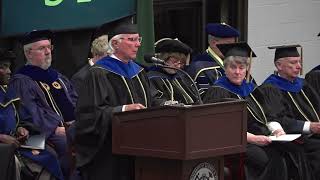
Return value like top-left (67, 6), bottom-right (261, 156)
top-left (0, 0), bottom-right (135, 37)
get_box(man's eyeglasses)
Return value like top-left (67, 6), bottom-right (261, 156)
top-left (120, 37), bottom-right (142, 43)
top-left (30, 45), bottom-right (54, 52)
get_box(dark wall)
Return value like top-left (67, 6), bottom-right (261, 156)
top-left (153, 0), bottom-right (246, 56)
top-left (52, 29), bottom-right (93, 78)
top-left (154, 0), bottom-right (204, 55)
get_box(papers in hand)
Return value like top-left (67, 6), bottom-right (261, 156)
top-left (269, 134), bottom-right (301, 142)
top-left (20, 134), bottom-right (45, 150)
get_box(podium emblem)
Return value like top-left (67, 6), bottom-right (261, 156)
top-left (190, 162), bottom-right (218, 180)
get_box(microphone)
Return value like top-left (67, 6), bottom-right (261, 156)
top-left (144, 54), bottom-right (165, 64)
top-left (144, 53), bottom-right (203, 105)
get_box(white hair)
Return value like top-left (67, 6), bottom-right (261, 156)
top-left (23, 43), bottom-right (37, 65)
top-left (108, 34), bottom-right (123, 52)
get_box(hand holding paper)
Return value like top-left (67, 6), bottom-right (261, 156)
top-left (20, 134), bottom-right (45, 150)
top-left (269, 134), bottom-right (301, 142)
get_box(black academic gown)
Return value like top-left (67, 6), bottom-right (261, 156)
top-left (257, 82), bottom-right (320, 133)
top-left (203, 77), bottom-right (314, 180)
top-left (147, 67), bottom-right (199, 104)
top-left (257, 74), bottom-right (320, 179)
top-left (71, 63), bottom-right (91, 94)
top-left (75, 56), bottom-right (163, 180)
top-left (305, 65), bottom-right (320, 97)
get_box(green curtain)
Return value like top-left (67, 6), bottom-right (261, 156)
top-left (136, 0), bottom-right (155, 65)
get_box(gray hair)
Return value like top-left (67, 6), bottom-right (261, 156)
top-left (23, 43), bottom-right (34, 63)
top-left (208, 34), bottom-right (222, 44)
top-left (91, 35), bottom-right (113, 56)
top-left (223, 56), bottom-right (249, 68)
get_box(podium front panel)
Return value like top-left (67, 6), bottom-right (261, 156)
top-left (112, 108), bottom-right (187, 159)
top-left (185, 102), bottom-right (247, 159)
top-left (112, 100), bottom-right (247, 160)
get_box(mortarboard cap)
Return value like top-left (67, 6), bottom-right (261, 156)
top-left (268, 44), bottom-right (301, 61)
top-left (217, 42), bottom-right (256, 58)
top-left (0, 49), bottom-right (16, 63)
top-left (155, 39), bottom-right (192, 55)
top-left (268, 44), bottom-right (303, 75)
top-left (109, 23), bottom-right (138, 39)
top-left (206, 23), bottom-right (240, 38)
top-left (94, 17), bottom-right (132, 39)
top-left (21, 30), bottom-right (53, 46)
top-left (318, 32), bottom-right (320, 37)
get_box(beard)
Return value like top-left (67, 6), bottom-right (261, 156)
top-left (40, 56), bottom-right (52, 70)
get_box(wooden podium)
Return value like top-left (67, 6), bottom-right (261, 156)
top-left (112, 100), bottom-right (247, 180)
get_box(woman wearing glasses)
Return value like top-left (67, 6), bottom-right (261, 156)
top-left (147, 38), bottom-right (200, 105)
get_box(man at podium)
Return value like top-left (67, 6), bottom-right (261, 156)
top-left (203, 42), bottom-right (314, 180)
top-left (74, 23), bottom-right (163, 180)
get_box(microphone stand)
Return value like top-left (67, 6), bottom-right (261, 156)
top-left (154, 63), bottom-right (203, 105)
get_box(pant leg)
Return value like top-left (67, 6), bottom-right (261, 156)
top-left (48, 134), bottom-right (69, 178)
top-left (246, 144), bottom-right (287, 180)
top-left (22, 157), bottom-right (57, 180)
top-left (302, 136), bottom-right (320, 180)
top-left (272, 141), bottom-right (315, 180)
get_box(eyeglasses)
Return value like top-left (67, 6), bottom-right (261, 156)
top-left (166, 57), bottom-right (183, 66)
top-left (120, 37), bottom-right (142, 43)
top-left (30, 45), bottom-right (54, 52)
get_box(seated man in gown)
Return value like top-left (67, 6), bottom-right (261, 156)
top-left (258, 44), bottom-right (320, 179)
top-left (8, 30), bottom-right (78, 179)
top-left (185, 23), bottom-right (239, 95)
top-left (0, 48), bottom-right (64, 180)
top-left (202, 42), bottom-right (314, 180)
